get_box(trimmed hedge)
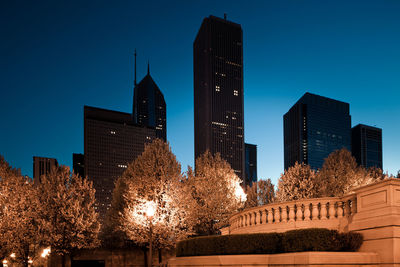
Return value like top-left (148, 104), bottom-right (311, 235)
top-left (176, 228), bottom-right (363, 257)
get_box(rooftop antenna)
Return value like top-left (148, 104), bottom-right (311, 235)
top-left (147, 60), bottom-right (150, 75)
top-left (134, 49), bottom-right (137, 86)
top-left (224, 13), bottom-right (227, 20)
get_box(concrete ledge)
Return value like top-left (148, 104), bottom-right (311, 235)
top-left (169, 252), bottom-right (380, 267)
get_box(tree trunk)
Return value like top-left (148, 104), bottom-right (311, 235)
top-left (143, 247), bottom-right (148, 267)
top-left (158, 248), bottom-right (162, 264)
top-left (62, 254), bottom-right (66, 267)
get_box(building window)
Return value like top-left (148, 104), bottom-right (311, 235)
top-left (233, 90), bottom-right (238, 96)
top-left (215, 85), bottom-right (220, 92)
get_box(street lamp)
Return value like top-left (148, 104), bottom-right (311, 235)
top-left (144, 201), bottom-right (156, 267)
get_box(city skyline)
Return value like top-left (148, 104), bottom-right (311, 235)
top-left (1, 0), bottom-right (400, 186)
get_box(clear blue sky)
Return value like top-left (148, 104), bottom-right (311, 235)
top-left (1, 0), bottom-right (399, 186)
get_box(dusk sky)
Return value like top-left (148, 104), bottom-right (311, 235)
top-left (1, 0), bottom-right (399, 186)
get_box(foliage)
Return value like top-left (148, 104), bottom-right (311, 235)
top-left (282, 228), bottom-right (362, 252)
top-left (37, 166), bottom-right (100, 257)
top-left (176, 233), bottom-right (282, 256)
top-left (119, 139), bottom-right (192, 250)
top-left (176, 228), bottom-right (363, 257)
top-left (0, 156), bottom-right (42, 266)
top-left (276, 162), bottom-right (319, 202)
top-left (366, 166), bottom-right (387, 180)
top-left (317, 148), bottom-right (375, 197)
top-left (187, 151), bottom-right (246, 236)
top-left (245, 179), bottom-right (275, 208)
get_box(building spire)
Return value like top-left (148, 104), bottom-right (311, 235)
top-left (134, 49), bottom-right (137, 86)
top-left (147, 60), bottom-right (150, 75)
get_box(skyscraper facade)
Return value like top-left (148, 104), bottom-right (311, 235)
top-left (84, 106), bottom-right (156, 220)
top-left (194, 15), bottom-right (245, 180)
top-left (33, 156), bottom-right (58, 184)
top-left (245, 143), bottom-right (257, 187)
top-left (284, 92), bottom-right (351, 170)
top-left (133, 64), bottom-right (166, 141)
top-left (351, 124), bottom-right (382, 169)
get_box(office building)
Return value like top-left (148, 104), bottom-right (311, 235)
top-left (245, 143), bottom-right (257, 187)
top-left (84, 106), bottom-right (156, 220)
top-left (33, 156), bottom-right (58, 184)
top-left (133, 62), bottom-right (166, 141)
top-left (284, 92), bottom-right (351, 170)
top-left (72, 153), bottom-right (85, 178)
top-left (352, 124), bottom-right (382, 169)
top-left (194, 15), bottom-right (245, 180)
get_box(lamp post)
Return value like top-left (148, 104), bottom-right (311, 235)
top-left (145, 201), bottom-right (156, 267)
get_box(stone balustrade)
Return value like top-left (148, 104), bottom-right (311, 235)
top-left (226, 194), bottom-right (357, 234)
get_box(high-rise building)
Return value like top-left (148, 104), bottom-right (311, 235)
top-left (194, 15), bottom-right (245, 180)
top-left (72, 153), bottom-right (85, 178)
top-left (284, 92), bottom-right (351, 170)
top-left (33, 156), bottom-right (58, 184)
top-left (351, 124), bottom-right (382, 169)
top-left (245, 143), bottom-right (257, 187)
top-left (84, 106), bottom-right (156, 220)
top-left (133, 61), bottom-right (166, 141)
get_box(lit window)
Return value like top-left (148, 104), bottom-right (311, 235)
top-left (110, 131), bottom-right (116, 135)
top-left (215, 85), bottom-right (220, 92)
top-left (233, 90), bottom-right (238, 96)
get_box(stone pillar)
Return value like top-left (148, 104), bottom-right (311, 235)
top-left (349, 179), bottom-right (400, 267)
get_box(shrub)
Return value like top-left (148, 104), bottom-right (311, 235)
top-left (176, 228), bottom-right (363, 257)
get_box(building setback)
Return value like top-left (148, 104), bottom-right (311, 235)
top-left (194, 15), bottom-right (245, 181)
top-left (245, 143), bottom-right (257, 187)
top-left (33, 156), bottom-right (58, 184)
top-left (351, 124), bottom-right (382, 169)
top-left (84, 106), bottom-right (156, 220)
top-left (133, 63), bottom-right (166, 141)
top-left (72, 153), bottom-right (85, 178)
top-left (284, 92), bottom-right (351, 170)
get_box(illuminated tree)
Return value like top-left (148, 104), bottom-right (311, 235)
top-left (119, 139), bottom-right (192, 252)
top-left (187, 151), bottom-right (246, 236)
top-left (317, 148), bottom-right (374, 197)
top-left (37, 166), bottom-right (100, 266)
top-left (276, 162), bottom-right (319, 202)
top-left (0, 155), bottom-right (41, 267)
top-left (245, 179), bottom-right (275, 208)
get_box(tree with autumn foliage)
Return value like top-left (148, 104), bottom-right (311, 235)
top-left (245, 179), bottom-right (275, 208)
top-left (316, 148), bottom-right (375, 197)
top-left (118, 139), bottom-right (192, 253)
top-left (187, 151), bottom-right (246, 236)
top-left (276, 162), bottom-right (319, 202)
top-left (37, 166), bottom-right (100, 266)
top-left (0, 155), bottom-right (42, 267)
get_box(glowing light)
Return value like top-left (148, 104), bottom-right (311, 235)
top-left (145, 201), bottom-right (156, 218)
top-left (41, 247), bottom-right (51, 258)
top-left (10, 253), bottom-right (15, 258)
top-left (28, 258), bottom-right (33, 264)
top-left (3, 259), bottom-right (8, 264)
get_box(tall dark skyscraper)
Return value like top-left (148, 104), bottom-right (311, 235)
top-left (284, 92), bottom-right (351, 170)
top-left (133, 55), bottom-right (166, 141)
top-left (352, 124), bottom-right (382, 169)
top-left (33, 156), bottom-right (58, 184)
top-left (194, 15), bottom-right (245, 180)
top-left (245, 143), bottom-right (257, 187)
top-left (84, 106), bottom-right (156, 220)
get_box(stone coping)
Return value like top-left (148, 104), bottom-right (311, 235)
top-left (169, 252), bottom-right (379, 266)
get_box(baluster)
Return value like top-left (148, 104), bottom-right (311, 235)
top-left (261, 209), bottom-right (267, 224)
top-left (281, 206), bottom-right (287, 222)
top-left (249, 213), bottom-right (253, 225)
top-left (328, 201), bottom-right (336, 219)
top-left (304, 203), bottom-right (311, 221)
top-left (297, 204), bottom-right (304, 221)
top-left (344, 200), bottom-right (350, 217)
top-left (288, 204), bottom-right (295, 222)
top-left (337, 201), bottom-right (343, 218)
top-left (253, 212), bottom-right (257, 225)
top-left (320, 201), bottom-right (327, 220)
top-left (267, 208), bottom-right (273, 224)
top-left (312, 202), bottom-right (319, 220)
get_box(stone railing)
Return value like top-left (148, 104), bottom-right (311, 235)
top-left (226, 194), bottom-right (357, 234)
